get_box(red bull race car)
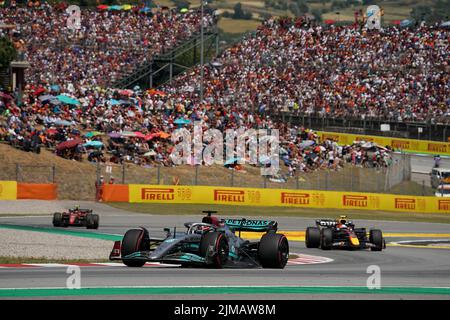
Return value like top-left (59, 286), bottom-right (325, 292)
top-left (52, 206), bottom-right (99, 229)
top-left (305, 216), bottom-right (385, 251)
top-left (110, 211), bottom-right (289, 268)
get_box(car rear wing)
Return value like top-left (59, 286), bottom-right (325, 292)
top-left (224, 218), bottom-right (278, 232)
top-left (315, 219), bottom-right (337, 227)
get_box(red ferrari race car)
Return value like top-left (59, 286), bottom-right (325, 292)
top-left (52, 206), bottom-right (99, 229)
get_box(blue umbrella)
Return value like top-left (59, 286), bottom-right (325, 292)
top-left (174, 118), bottom-right (191, 125)
top-left (299, 140), bottom-right (315, 148)
top-left (39, 95), bottom-right (56, 102)
top-left (224, 157), bottom-right (243, 166)
top-left (57, 95), bottom-right (80, 106)
top-left (54, 120), bottom-right (72, 126)
top-left (400, 19), bottom-right (412, 27)
top-left (139, 7), bottom-right (151, 13)
top-left (50, 85), bottom-right (60, 92)
top-left (83, 141), bottom-right (104, 148)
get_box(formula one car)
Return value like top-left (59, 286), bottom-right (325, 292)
top-left (305, 216), bottom-right (385, 251)
top-left (52, 206), bottom-right (99, 229)
top-left (109, 211), bottom-right (289, 268)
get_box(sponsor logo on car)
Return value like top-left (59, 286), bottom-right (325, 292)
top-left (225, 219), bottom-right (270, 227)
top-left (214, 189), bottom-right (245, 203)
top-left (141, 188), bottom-right (175, 201)
top-left (391, 140), bottom-right (410, 149)
top-left (281, 192), bottom-right (310, 205)
top-left (395, 198), bottom-right (416, 210)
top-left (343, 195), bottom-right (368, 207)
top-left (427, 143), bottom-right (447, 153)
top-left (438, 200), bottom-right (450, 211)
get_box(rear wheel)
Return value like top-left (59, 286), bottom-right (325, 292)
top-left (200, 232), bottom-right (229, 268)
top-left (305, 227), bottom-right (320, 248)
top-left (370, 229), bottom-right (383, 251)
top-left (89, 214), bottom-right (99, 229)
top-left (258, 233), bottom-right (289, 268)
top-left (320, 228), bottom-right (333, 250)
top-left (52, 212), bottom-right (62, 227)
top-left (85, 214), bottom-right (94, 229)
top-left (121, 229), bottom-right (148, 267)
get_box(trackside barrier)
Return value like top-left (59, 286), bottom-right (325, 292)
top-left (101, 184), bottom-right (130, 202)
top-left (125, 184), bottom-right (450, 214)
top-left (316, 131), bottom-right (450, 156)
top-left (17, 183), bottom-right (57, 200)
top-left (0, 181), bottom-right (57, 200)
top-left (0, 181), bottom-right (17, 200)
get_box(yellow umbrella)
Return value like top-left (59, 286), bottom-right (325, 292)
top-left (122, 4), bottom-right (132, 10)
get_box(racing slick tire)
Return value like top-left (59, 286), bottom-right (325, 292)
top-left (200, 232), bottom-right (229, 268)
top-left (86, 214), bottom-right (99, 229)
top-left (52, 212), bottom-right (62, 227)
top-left (320, 228), bottom-right (333, 250)
top-left (305, 227), bottom-right (320, 248)
top-left (258, 233), bottom-right (289, 268)
top-left (121, 229), bottom-right (149, 267)
top-left (369, 229), bottom-right (383, 251)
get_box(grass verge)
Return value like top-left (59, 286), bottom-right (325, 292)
top-left (107, 203), bottom-right (450, 224)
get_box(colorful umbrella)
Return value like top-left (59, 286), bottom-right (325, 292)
top-left (146, 88), bottom-right (166, 96)
top-left (134, 132), bottom-right (146, 139)
top-left (139, 7), bottom-right (151, 13)
top-left (83, 141), bottom-right (104, 148)
top-left (38, 95), bottom-right (56, 102)
top-left (158, 132), bottom-right (170, 139)
top-left (180, 8), bottom-right (188, 13)
top-left (0, 92), bottom-right (13, 100)
top-left (56, 95), bottom-right (80, 105)
top-left (56, 138), bottom-right (83, 151)
top-left (54, 120), bottom-right (72, 126)
top-left (324, 19), bottom-right (336, 25)
top-left (84, 131), bottom-right (103, 138)
top-left (108, 5), bottom-right (122, 10)
top-left (174, 118), bottom-right (191, 125)
top-left (108, 132), bottom-right (122, 138)
top-left (97, 4), bottom-right (109, 10)
top-left (33, 88), bottom-right (46, 96)
top-left (121, 131), bottom-right (137, 137)
top-left (122, 4), bottom-right (132, 10)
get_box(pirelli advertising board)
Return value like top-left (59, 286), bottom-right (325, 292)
top-left (0, 181), bottom-right (17, 200)
top-left (128, 184), bottom-right (449, 213)
top-left (315, 131), bottom-right (450, 156)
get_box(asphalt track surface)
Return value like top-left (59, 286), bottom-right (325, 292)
top-left (1, 206), bottom-right (450, 300)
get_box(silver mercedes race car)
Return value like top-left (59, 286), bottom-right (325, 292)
top-left (109, 211), bottom-right (289, 268)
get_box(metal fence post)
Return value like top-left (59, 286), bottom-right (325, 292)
top-left (195, 165), bottom-right (199, 185)
top-left (325, 171), bottom-right (329, 191)
top-left (263, 176), bottom-right (267, 188)
top-left (350, 166), bottom-right (353, 192)
top-left (15, 163), bottom-right (19, 182)
top-left (230, 169), bottom-right (234, 187)
top-left (52, 165), bottom-right (56, 184)
top-left (96, 162), bottom-right (100, 184)
top-left (122, 164), bottom-right (125, 184)
top-left (296, 174), bottom-right (299, 189)
top-left (157, 166), bottom-right (161, 185)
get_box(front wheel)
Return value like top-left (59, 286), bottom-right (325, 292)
top-left (121, 229), bottom-right (149, 267)
top-left (258, 233), bottom-right (289, 268)
top-left (320, 228), bottom-right (333, 250)
top-left (200, 232), bottom-right (229, 268)
top-left (305, 227), bottom-right (320, 248)
top-left (370, 229), bottom-right (383, 251)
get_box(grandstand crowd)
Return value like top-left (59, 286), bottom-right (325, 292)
top-left (1, 2), bottom-right (448, 175)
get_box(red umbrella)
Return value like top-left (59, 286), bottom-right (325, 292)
top-left (144, 133), bottom-right (159, 141)
top-left (134, 132), bottom-right (146, 139)
top-left (391, 20), bottom-right (401, 25)
top-left (33, 88), bottom-right (46, 96)
top-left (56, 138), bottom-right (83, 151)
top-left (46, 129), bottom-right (58, 135)
top-left (97, 4), bottom-right (109, 10)
top-left (0, 92), bottom-right (13, 100)
top-left (324, 19), bottom-right (336, 25)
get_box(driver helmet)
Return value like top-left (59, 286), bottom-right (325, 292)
top-left (338, 215), bottom-right (348, 225)
top-left (195, 224), bottom-right (212, 234)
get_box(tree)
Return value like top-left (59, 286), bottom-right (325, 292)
top-left (232, 2), bottom-right (252, 20)
top-left (290, 0), bottom-right (309, 17)
top-left (0, 37), bottom-right (17, 70)
top-left (172, 0), bottom-right (191, 10)
top-left (311, 8), bottom-right (323, 23)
